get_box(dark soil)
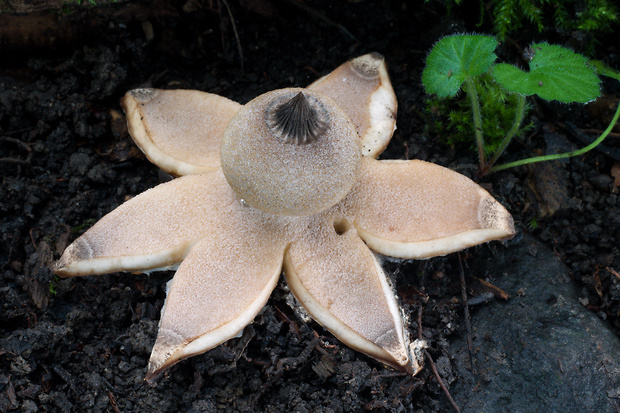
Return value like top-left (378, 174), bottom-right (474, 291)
top-left (1, 1), bottom-right (619, 412)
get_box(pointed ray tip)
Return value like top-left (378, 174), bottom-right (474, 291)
top-left (51, 259), bottom-right (72, 277)
top-left (479, 195), bottom-right (516, 237)
top-left (52, 238), bottom-right (94, 277)
top-left (128, 88), bottom-right (157, 102)
top-left (145, 328), bottom-right (185, 383)
top-left (351, 52), bottom-right (385, 79)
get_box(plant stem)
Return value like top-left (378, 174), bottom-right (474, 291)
top-left (482, 94), bottom-right (527, 175)
top-left (464, 77), bottom-right (487, 169)
top-left (490, 100), bottom-right (620, 172)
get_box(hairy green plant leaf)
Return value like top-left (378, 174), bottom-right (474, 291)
top-left (422, 34), bottom-right (498, 98)
top-left (493, 43), bottom-right (601, 103)
top-left (590, 60), bottom-right (620, 82)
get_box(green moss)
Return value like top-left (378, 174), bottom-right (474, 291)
top-left (494, 0), bottom-right (618, 54)
top-left (68, 0), bottom-right (97, 5)
top-left (49, 275), bottom-right (59, 296)
top-left (71, 218), bottom-right (96, 234)
top-left (426, 73), bottom-right (532, 157)
top-left (431, 0), bottom-right (619, 55)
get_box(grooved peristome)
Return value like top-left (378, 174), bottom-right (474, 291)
top-left (265, 92), bottom-right (330, 144)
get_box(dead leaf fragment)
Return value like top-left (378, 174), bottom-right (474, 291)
top-left (527, 161), bottom-right (571, 217)
top-left (472, 276), bottom-right (510, 300)
top-left (25, 241), bottom-right (53, 310)
top-left (611, 163), bottom-right (620, 187)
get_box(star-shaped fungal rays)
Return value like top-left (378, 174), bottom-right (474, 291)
top-left (53, 53), bottom-right (515, 382)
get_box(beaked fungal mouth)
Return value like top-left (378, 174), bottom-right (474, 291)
top-left (265, 91), bottom-right (330, 145)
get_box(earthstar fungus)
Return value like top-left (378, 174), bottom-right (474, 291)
top-left (53, 53), bottom-right (515, 382)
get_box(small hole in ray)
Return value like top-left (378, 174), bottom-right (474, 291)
top-left (333, 218), bottom-right (351, 235)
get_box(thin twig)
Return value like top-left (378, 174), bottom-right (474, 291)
top-left (472, 276), bottom-right (510, 300)
top-left (0, 136), bottom-right (33, 164)
top-left (220, 0), bottom-right (244, 71)
top-left (107, 390), bottom-right (121, 413)
top-left (284, 0), bottom-right (359, 43)
top-left (606, 267), bottom-right (620, 280)
top-left (0, 136), bottom-right (33, 151)
top-left (417, 305), bottom-right (423, 340)
top-left (0, 127), bottom-right (34, 137)
top-left (424, 350), bottom-right (460, 413)
top-left (418, 305), bottom-right (460, 412)
top-left (0, 156), bottom-right (31, 164)
top-left (564, 122), bottom-right (620, 162)
top-left (458, 254), bottom-right (476, 375)
top-left (578, 128), bottom-right (620, 139)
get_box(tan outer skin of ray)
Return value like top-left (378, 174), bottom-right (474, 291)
top-left (52, 53), bottom-right (515, 384)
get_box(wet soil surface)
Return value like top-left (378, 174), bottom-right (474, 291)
top-left (1, 1), bottom-right (619, 411)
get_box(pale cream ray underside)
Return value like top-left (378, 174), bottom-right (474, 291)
top-left (308, 53), bottom-right (397, 158)
top-left (122, 89), bottom-right (241, 176)
top-left (346, 158), bottom-right (515, 259)
top-left (283, 215), bottom-right (410, 371)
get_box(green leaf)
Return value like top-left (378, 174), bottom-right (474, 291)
top-left (422, 34), bottom-right (498, 98)
top-left (590, 60), bottom-right (620, 82)
top-left (492, 43), bottom-right (601, 103)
